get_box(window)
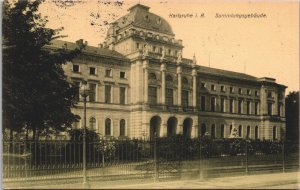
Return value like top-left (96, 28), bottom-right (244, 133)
top-left (120, 71), bottom-right (126, 79)
top-left (120, 119), bottom-right (125, 136)
top-left (166, 75), bottom-right (173, 82)
top-left (221, 124), bottom-right (225, 138)
top-left (230, 125), bottom-right (233, 135)
top-left (255, 102), bottom-right (259, 115)
top-left (200, 96), bottom-right (205, 111)
top-left (168, 49), bottom-right (171, 55)
top-left (211, 97), bottom-right (216, 112)
top-left (246, 101), bottom-right (250, 115)
top-left (272, 126), bottom-right (277, 140)
top-left (201, 83), bottom-right (206, 88)
top-left (278, 103), bottom-right (282, 116)
top-left (230, 87), bottom-right (234, 93)
top-left (268, 102), bottom-right (273, 115)
top-left (182, 77), bottom-right (188, 85)
top-left (238, 88), bottom-right (242, 95)
top-left (221, 85), bottom-right (225, 92)
top-left (89, 83), bottom-right (96, 102)
top-left (105, 69), bottom-right (112, 77)
top-left (149, 73), bottom-right (157, 80)
top-left (72, 64), bottom-right (80, 73)
top-left (267, 92), bottom-right (272, 98)
top-left (152, 46), bottom-right (157, 52)
top-left (255, 90), bottom-right (259, 97)
top-left (89, 117), bottom-right (96, 130)
top-left (238, 125), bottom-right (242, 137)
top-left (148, 86), bottom-right (157, 104)
top-left (238, 100), bottom-right (243, 114)
top-left (246, 126), bottom-right (250, 138)
top-left (182, 90), bottom-right (189, 107)
top-left (105, 85), bottom-right (112, 103)
top-left (201, 124), bottom-right (206, 136)
top-left (211, 84), bottom-right (216, 91)
top-left (221, 98), bottom-right (225, 112)
top-left (73, 81), bottom-right (80, 101)
top-left (89, 67), bottom-right (96, 75)
top-left (230, 99), bottom-right (234, 113)
top-left (211, 124), bottom-right (216, 139)
top-left (119, 87), bottom-right (126, 105)
top-left (255, 126), bottom-right (259, 140)
top-left (136, 43), bottom-right (140, 50)
top-left (105, 118), bottom-right (111, 136)
top-left (247, 89), bottom-right (251, 95)
top-left (166, 88), bottom-right (174, 106)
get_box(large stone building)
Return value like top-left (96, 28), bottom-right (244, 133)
top-left (53, 4), bottom-right (286, 140)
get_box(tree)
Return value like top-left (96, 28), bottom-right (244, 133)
top-left (285, 91), bottom-right (299, 142)
top-left (3, 0), bottom-right (84, 140)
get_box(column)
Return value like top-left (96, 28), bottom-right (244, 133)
top-left (192, 69), bottom-right (197, 108)
top-left (161, 63), bottom-right (166, 104)
top-left (143, 60), bottom-right (149, 104)
top-left (177, 66), bottom-right (182, 106)
top-left (176, 124), bottom-right (183, 134)
top-left (160, 123), bottom-right (167, 137)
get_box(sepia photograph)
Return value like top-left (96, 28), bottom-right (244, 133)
top-left (2, 0), bottom-right (299, 189)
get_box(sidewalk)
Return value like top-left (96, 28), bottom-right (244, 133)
top-left (7, 171), bottom-right (299, 189)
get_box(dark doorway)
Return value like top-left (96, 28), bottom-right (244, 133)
top-left (150, 116), bottom-right (161, 140)
top-left (167, 117), bottom-right (178, 137)
top-left (183, 118), bottom-right (193, 138)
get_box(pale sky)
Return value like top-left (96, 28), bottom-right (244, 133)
top-left (40, 0), bottom-right (299, 93)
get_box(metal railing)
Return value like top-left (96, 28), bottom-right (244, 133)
top-left (2, 138), bottom-right (299, 183)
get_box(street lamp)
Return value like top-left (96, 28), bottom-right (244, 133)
top-left (79, 81), bottom-right (90, 188)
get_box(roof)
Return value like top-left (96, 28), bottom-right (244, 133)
top-left (197, 65), bottom-right (259, 82)
top-left (111, 4), bottom-right (174, 36)
top-left (47, 40), bottom-right (129, 61)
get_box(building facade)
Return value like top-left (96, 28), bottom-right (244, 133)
top-left (54, 4), bottom-right (286, 140)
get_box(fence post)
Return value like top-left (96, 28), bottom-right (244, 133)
top-left (154, 132), bottom-right (158, 182)
top-left (282, 141), bottom-right (285, 173)
top-left (199, 140), bottom-right (203, 180)
top-left (245, 139), bottom-right (248, 175)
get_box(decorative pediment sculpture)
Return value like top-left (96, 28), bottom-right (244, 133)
top-left (160, 46), bottom-right (166, 62)
top-left (142, 43), bottom-right (150, 57)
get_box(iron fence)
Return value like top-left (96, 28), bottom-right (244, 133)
top-left (2, 138), bottom-right (299, 183)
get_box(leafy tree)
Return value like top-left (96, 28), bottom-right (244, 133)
top-left (285, 91), bottom-right (299, 142)
top-left (3, 0), bottom-right (84, 140)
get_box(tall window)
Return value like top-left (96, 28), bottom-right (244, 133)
top-left (255, 126), bottom-right (259, 140)
top-left (105, 118), bottom-right (111, 136)
top-left (182, 90), bottom-right (189, 107)
top-left (221, 85), bottom-right (225, 92)
top-left (238, 125), bottom-right (242, 137)
top-left (105, 85), bottom-right (112, 103)
top-left (120, 119), bottom-right (125, 136)
top-left (74, 81), bottom-right (80, 101)
top-left (148, 86), bottom-right (157, 104)
top-left (201, 96), bottom-right (206, 111)
top-left (221, 124), bottom-right (225, 138)
top-left (268, 102), bottom-right (273, 115)
top-left (201, 124), bottom-right (206, 136)
top-left (89, 67), bottom-right (96, 75)
top-left (230, 87), bottom-right (234, 93)
top-left (211, 124), bottom-right (216, 139)
top-left (120, 71), bottom-right (126, 79)
top-left (238, 100), bottom-right (242, 114)
top-left (229, 125), bottom-right (233, 135)
top-left (166, 88), bottom-right (174, 106)
top-left (255, 102), bottom-right (259, 115)
top-left (105, 69), bottom-right (112, 77)
top-left (246, 101), bottom-right (250, 115)
top-left (273, 126), bottom-right (277, 140)
top-left (238, 88), bottom-right (242, 95)
top-left (72, 64), bottom-right (80, 73)
top-left (89, 83), bottom-right (96, 102)
top-left (246, 126), bottom-right (250, 138)
top-left (89, 117), bottom-right (96, 130)
top-left (230, 99), bottom-right (234, 113)
top-left (211, 97), bottom-right (216, 112)
top-left (221, 98), bottom-right (225, 112)
top-left (255, 90), bottom-right (259, 97)
top-left (278, 104), bottom-right (282, 116)
top-left (119, 87), bottom-right (126, 105)
top-left (211, 84), bottom-right (216, 91)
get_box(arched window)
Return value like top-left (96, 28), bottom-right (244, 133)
top-left (120, 119), bottom-right (125, 136)
top-left (149, 73), bottom-right (157, 80)
top-left (166, 75), bottom-right (173, 82)
top-left (211, 124), bottom-right (216, 139)
top-left (273, 126), bottom-right (277, 140)
top-left (89, 117), bottom-right (96, 130)
top-left (221, 124), bottom-right (225, 138)
top-left (105, 118), bottom-right (112, 136)
top-left (246, 126), bottom-right (250, 139)
top-left (255, 126), bottom-right (259, 140)
top-left (201, 124), bottom-right (206, 136)
top-left (182, 77), bottom-right (188, 84)
top-left (238, 125), bottom-right (242, 137)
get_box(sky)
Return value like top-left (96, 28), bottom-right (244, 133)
top-left (39, 0), bottom-right (299, 93)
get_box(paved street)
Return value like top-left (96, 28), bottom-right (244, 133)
top-left (6, 171), bottom-right (299, 189)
